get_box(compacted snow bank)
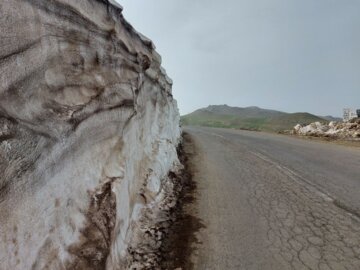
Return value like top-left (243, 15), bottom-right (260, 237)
top-left (0, 1), bottom-right (181, 269)
top-left (292, 119), bottom-right (360, 140)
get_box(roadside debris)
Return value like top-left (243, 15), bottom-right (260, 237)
top-left (292, 118), bottom-right (360, 139)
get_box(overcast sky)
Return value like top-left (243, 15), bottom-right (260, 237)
top-left (117, 0), bottom-right (360, 116)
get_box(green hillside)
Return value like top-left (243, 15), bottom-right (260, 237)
top-left (181, 105), bottom-right (327, 132)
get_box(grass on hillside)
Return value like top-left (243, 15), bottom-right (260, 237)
top-left (181, 111), bottom-right (327, 132)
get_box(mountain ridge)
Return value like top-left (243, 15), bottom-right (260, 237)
top-left (182, 105), bottom-right (330, 132)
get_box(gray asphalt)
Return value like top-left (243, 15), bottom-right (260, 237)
top-left (184, 126), bottom-right (360, 270)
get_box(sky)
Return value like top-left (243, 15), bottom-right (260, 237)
top-left (117, 0), bottom-right (360, 116)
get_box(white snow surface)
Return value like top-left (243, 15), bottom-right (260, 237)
top-left (0, 1), bottom-right (181, 269)
top-left (293, 120), bottom-right (360, 139)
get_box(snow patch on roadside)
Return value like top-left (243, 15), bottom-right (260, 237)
top-left (292, 119), bottom-right (360, 140)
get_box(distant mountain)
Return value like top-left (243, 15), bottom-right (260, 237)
top-left (319, 115), bottom-right (342, 122)
top-left (181, 105), bottom-right (327, 132)
top-left (204, 105), bottom-right (285, 118)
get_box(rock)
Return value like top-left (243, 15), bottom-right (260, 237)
top-left (0, 0), bottom-right (181, 269)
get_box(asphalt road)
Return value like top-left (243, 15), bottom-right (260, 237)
top-left (184, 126), bottom-right (360, 270)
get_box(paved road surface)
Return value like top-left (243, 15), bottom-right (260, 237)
top-left (184, 126), bottom-right (360, 270)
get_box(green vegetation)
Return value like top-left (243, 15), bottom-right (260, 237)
top-left (181, 105), bottom-right (327, 132)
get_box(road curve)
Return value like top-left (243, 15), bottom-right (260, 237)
top-left (184, 126), bottom-right (360, 270)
